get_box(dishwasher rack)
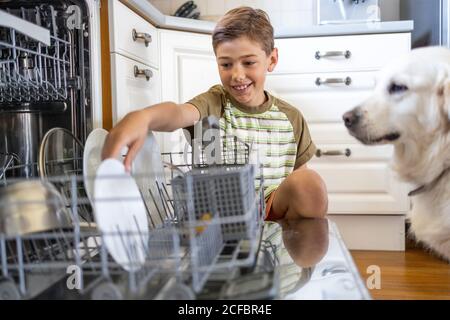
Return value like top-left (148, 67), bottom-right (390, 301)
top-left (0, 136), bottom-right (269, 300)
top-left (0, 5), bottom-right (76, 105)
top-left (0, 168), bottom-right (183, 300)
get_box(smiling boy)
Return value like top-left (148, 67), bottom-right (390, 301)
top-left (102, 7), bottom-right (328, 221)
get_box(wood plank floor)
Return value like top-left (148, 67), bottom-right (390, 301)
top-left (350, 247), bottom-right (450, 300)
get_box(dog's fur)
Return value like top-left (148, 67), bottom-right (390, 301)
top-left (343, 47), bottom-right (450, 261)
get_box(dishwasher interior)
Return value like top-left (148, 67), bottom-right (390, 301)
top-left (0, 0), bottom-right (93, 178)
top-left (0, 0), bottom-right (96, 299)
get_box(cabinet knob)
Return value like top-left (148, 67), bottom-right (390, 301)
top-left (315, 77), bottom-right (352, 86)
top-left (315, 50), bottom-right (351, 60)
top-left (132, 29), bottom-right (152, 47)
top-left (134, 65), bottom-right (153, 81)
top-left (316, 148), bottom-right (351, 157)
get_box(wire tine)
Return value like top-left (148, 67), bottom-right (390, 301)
top-left (100, 234), bottom-right (109, 277)
top-left (161, 183), bottom-right (175, 220)
top-left (138, 187), bottom-right (156, 229)
top-left (42, 236), bottom-right (56, 262)
top-left (77, 233), bottom-right (92, 272)
top-left (49, 231), bottom-right (63, 261)
top-left (29, 238), bottom-right (43, 263)
top-left (1, 235), bottom-right (8, 278)
top-left (88, 239), bottom-right (99, 274)
top-left (116, 226), bottom-right (134, 274)
top-left (56, 229), bottom-right (71, 260)
top-left (88, 224), bottom-right (101, 252)
top-left (22, 239), bottom-right (32, 264)
top-left (132, 216), bottom-right (149, 272)
top-left (157, 183), bottom-right (172, 222)
top-left (16, 236), bottom-right (26, 295)
top-left (148, 183), bottom-right (164, 225)
top-left (6, 240), bottom-right (18, 268)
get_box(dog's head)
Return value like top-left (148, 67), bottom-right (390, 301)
top-left (343, 46), bottom-right (450, 146)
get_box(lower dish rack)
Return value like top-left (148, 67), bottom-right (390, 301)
top-left (0, 136), bottom-right (277, 300)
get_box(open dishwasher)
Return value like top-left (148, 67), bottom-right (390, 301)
top-left (0, 129), bottom-right (280, 300)
top-left (0, 1), bottom-right (279, 300)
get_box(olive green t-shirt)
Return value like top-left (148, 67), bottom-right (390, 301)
top-left (186, 85), bottom-right (316, 199)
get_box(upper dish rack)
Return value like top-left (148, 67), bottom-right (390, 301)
top-left (0, 6), bottom-right (77, 105)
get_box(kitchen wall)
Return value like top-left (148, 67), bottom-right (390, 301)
top-left (150, 0), bottom-right (400, 27)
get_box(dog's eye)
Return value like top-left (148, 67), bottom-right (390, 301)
top-left (388, 83), bottom-right (409, 95)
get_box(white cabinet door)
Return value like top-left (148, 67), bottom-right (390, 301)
top-left (109, 0), bottom-right (159, 69)
top-left (329, 215), bottom-right (406, 251)
top-left (274, 33), bottom-right (411, 74)
top-left (266, 71), bottom-right (409, 214)
top-left (159, 29), bottom-right (220, 153)
top-left (266, 71), bottom-right (376, 126)
top-left (110, 53), bottom-right (163, 146)
top-left (309, 144), bottom-right (409, 214)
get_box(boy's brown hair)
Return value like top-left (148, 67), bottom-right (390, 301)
top-left (212, 6), bottom-right (274, 56)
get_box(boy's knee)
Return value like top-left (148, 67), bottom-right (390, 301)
top-left (289, 169), bottom-right (328, 218)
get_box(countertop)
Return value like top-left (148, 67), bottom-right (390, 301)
top-left (125, 0), bottom-right (413, 38)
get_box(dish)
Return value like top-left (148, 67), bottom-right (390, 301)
top-left (83, 128), bottom-right (109, 202)
top-left (38, 127), bottom-right (95, 222)
top-left (94, 159), bottom-right (149, 272)
top-left (38, 127), bottom-right (84, 178)
top-left (0, 180), bottom-right (72, 236)
top-left (131, 132), bottom-right (167, 228)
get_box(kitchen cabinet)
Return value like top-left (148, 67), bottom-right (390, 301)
top-left (266, 33), bottom-right (411, 250)
top-left (110, 53), bottom-right (161, 123)
top-left (108, 0), bottom-right (163, 146)
top-left (106, 1), bottom-right (219, 154)
top-left (105, 1), bottom-right (411, 250)
top-left (109, 0), bottom-right (159, 69)
top-left (159, 29), bottom-right (220, 153)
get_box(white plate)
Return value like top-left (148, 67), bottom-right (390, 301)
top-left (83, 128), bottom-right (109, 202)
top-left (94, 159), bottom-right (149, 272)
top-left (131, 132), bottom-right (167, 228)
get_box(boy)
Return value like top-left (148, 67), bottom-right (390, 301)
top-left (102, 7), bottom-right (328, 221)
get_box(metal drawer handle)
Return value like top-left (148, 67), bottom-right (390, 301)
top-left (315, 77), bottom-right (352, 86)
top-left (315, 50), bottom-right (351, 60)
top-left (132, 28), bottom-right (152, 47)
top-left (134, 65), bottom-right (153, 81)
top-left (316, 148), bottom-right (351, 157)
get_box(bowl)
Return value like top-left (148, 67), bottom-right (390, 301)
top-left (0, 180), bottom-right (72, 236)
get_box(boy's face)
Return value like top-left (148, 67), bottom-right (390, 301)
top-left (215, 36), bottom-right (278, 107)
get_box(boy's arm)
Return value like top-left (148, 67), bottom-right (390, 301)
top-left (101, 102), bottom-right (200, 170)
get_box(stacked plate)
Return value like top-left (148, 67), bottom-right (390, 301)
top-left (85, 130), bottom-right (166, 272)
top-left (83, 128), bottom-right (109, 202)
top-left (94, 158), bottom-right (149, 272)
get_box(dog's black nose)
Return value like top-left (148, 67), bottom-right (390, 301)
top-left (343, 110), bottom-right (360, 128)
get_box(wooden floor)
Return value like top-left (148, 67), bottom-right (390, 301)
top-left (350, 245), bottom-right (450, 300)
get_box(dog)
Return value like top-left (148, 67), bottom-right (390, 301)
top-left (343, 46), bottom-right (450, 262)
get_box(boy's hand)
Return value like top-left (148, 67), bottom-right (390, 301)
top-left (101, 102), bottom-right (200, 171)
top-left (101, 110), bottom-right (150, 171)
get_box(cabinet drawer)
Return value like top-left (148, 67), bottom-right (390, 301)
top-left (266, 71), bottom-right (377, 124)
top-left (308, 143), bottom-right (409, 214)
top-left (109, 0), bottom-right (159, 69)
top-left (309, 123), bottom-right (357, 145)
top-left (110, 53), bottom-right (160, 124)
top-left (328, 215), bottom-right (405, 251)
top-left (274, 33), bottom-right (410, 74)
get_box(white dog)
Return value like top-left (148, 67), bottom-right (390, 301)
top-left (343, 47), bottom-right (450, 261)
